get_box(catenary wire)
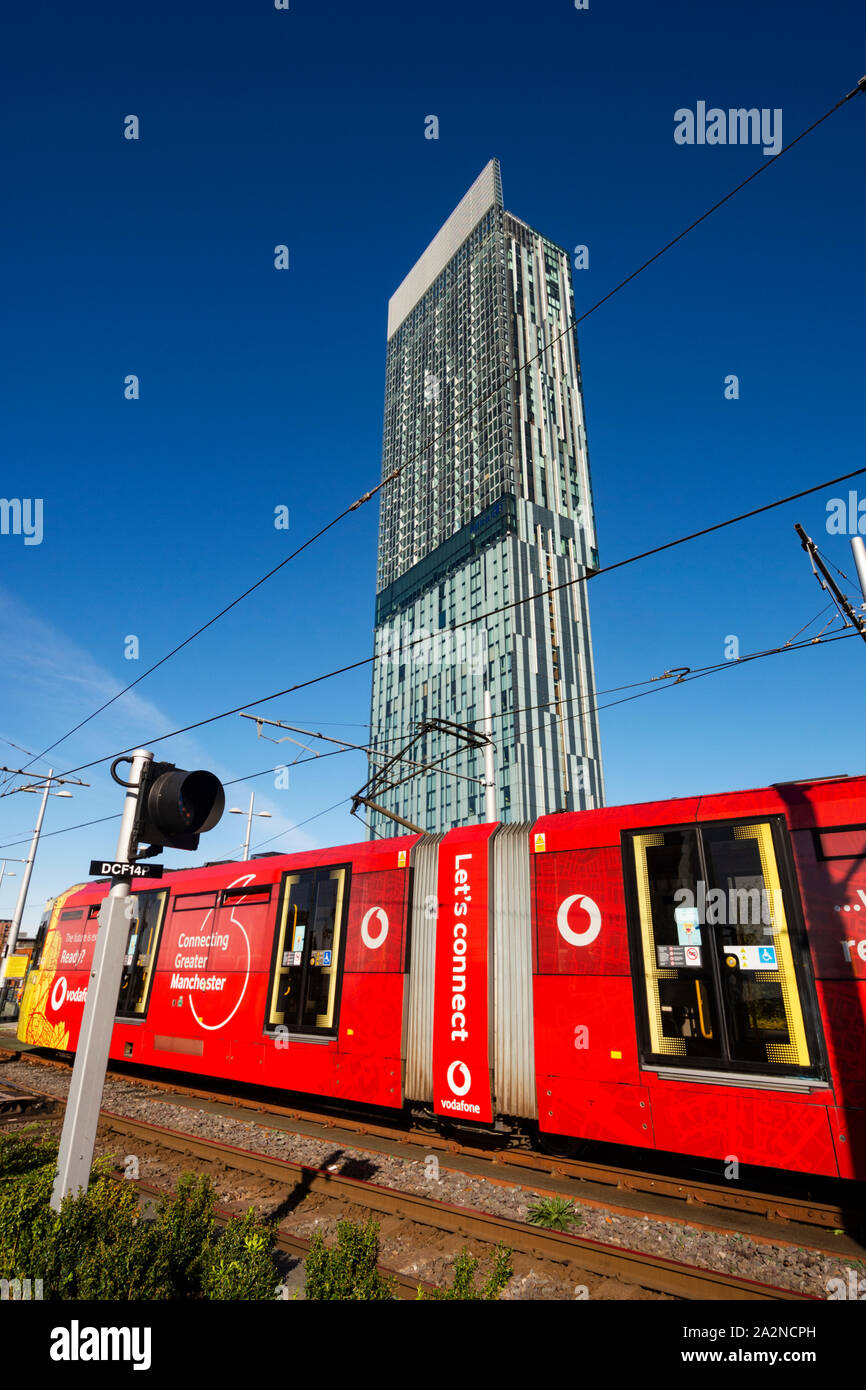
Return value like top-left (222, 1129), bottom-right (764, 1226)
top-left (396, 627), bottom-right (863, 810)
top-left (18, 79), bottom-right (864, 777)
top-left (39, 462), bottom-right (866, 784)
top-left (1, 629), bottom-right (857, 851)
top-left (15, 479), bottom-right (397, 776)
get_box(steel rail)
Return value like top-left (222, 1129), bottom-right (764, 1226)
top-left (126, 1176), bottom-right (434, 1301)
top-left (97, 1110), bottom-right (815, 1301)
top-left (3, 1046), bottom-right (857, 1238)
top-left (0, 1080), bottom-right (55, 1116)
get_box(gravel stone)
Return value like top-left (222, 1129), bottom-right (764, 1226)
top-left (3, 1055), bottom-right (862, 1301)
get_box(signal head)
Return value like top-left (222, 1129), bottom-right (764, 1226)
top-left (134, 762), bottom-right (225, 852)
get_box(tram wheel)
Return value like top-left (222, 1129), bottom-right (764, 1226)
top-left (537, 1131), bottom-right (587, 1160)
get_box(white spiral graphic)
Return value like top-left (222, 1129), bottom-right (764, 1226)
top-left (188, 873), bottom-right (254, 1032)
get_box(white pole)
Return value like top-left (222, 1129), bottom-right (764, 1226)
top-left (244, 789), bottom-right (255, 860)
top-left (0, 773), bottom-right (54, 981)
top-left (483, 686), bottom-right (496, 824)
top-left (51, 749), bottom-right (153, 1209)
top-left (851, 537), bottom-right (866, 605)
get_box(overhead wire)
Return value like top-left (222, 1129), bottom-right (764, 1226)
top-left (16, 77), bottom-right (865, 778)
top-left (37, 462), bottom-right (866, 786)
top-left (814, 545), bottom-right (866, 602)
top-left (369, 628), bottom-right (863, 802)
top-left (1, 628), bottom-right (858, 852)
top-left (15, 480), bottom-right (397, 777)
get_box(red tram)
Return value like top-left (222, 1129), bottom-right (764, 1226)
top-left (18, 773), bottom-right (866, 1180)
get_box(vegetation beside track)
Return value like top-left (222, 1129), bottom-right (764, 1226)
top-left (0, 1129), bottom-right (515, 1300)
top-left (0, 1130), bottom-right (278, 1300)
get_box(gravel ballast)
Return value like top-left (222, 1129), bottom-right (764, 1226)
top-left (2, 1054), bottom-right (863, 1301)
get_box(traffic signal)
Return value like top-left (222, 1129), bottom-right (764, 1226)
top-left (132, 761), bottom-right (225, 852)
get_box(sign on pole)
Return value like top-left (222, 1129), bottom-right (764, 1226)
top-left (88, 860), bottom-right (163, 879)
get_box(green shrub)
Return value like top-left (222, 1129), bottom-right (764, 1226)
top-left (42, 1168), bottom-right (172, 1300)
top-left (0, 1129), bottom-right (58, 1183)
top-left (0, 1162), bottom-right (57, 1282)
top-left (420, 1243), bottom-right (513, 1300)
top-left (0, 1153), bottom-right (280, 1300)
top-left (202, 1208), bottom-right (280, 1301)
top-left (526, 1195), bottom-right (581, 1231)
top-left (305, 1219), bottom-right (396, 1300)
top-left (0, 1160), bottom-right (169, 1300)
top-left (153, 1173), bottom-right (216, 1297)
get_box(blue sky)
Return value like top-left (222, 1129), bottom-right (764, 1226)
top-left (1, 0), bottom-right (865, 931)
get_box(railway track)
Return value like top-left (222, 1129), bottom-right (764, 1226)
top-left (3, 1045), bottom-right (858, 1243)
top-left (0, 1067), bottom-right (823, 1300)
top-left (101, 1110), bottom-right (814, 1301)
top-left (0, 1079), bottom-right (56, 1117)
top-left (128, 1175), bottom-right (436, 1301)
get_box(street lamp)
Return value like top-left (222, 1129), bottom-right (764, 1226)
top-left (0, 859), bottom-right (24, 898)
top-left (0, 861), bottom-right (23, 977)
top-left (228, 790), bottom-right (272, 860)
top-left (0, 772), bottom-right (74, 982)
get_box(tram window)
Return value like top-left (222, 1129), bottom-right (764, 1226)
top-left (222, 885), bottom-right (271, 906)
top-left (29, 922), bottom-right (47, 971)
top-left (116, 891), bottom-right (168, 1019)
top-left (627, 820), bottom-right (816, 1077)
top-left (701, 823), bottom-right (807, 1067)
top-left (173, 892), bottom-right (218, 912)
top-left (59, 909), bottom-right (84, 921)
top-left (266, 866), bottom-right (349, 1037)
top-left (814, 825), bottom-right (866, 861)
top-left (631, 829), bottom-right (723, 1061)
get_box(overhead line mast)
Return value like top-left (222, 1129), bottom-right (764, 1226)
top-left (794, 524), bottom-right (866, 646)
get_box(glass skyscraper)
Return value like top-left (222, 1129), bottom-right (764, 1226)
top-left (367, 159), bottom-right (604, 834)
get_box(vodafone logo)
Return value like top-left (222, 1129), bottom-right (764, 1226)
top-left (446, 1059), bottom-right (472, 1096)
top-left (360, 906), bottom-right (389, 949)
top-left (557, 894), bottom-right (602, 947)
top-left (50, 977), bottom-right (67, 1012)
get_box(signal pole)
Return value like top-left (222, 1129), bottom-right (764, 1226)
top-left (51, 750), bottom-right (153, 1210)
top-left (50, 750), bottom-right (223, 1209)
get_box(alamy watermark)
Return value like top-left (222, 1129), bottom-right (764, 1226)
top-left (1, 1278), bottom-right (43, 1300)
top-left (826, 491), bottom-right (866, 535)
top-left (674, 883), bottom-right (783, 930)
top-left (0, 498), bottom-right (43, 546)
top-left (674, 103), bottom-right (782, 157)
top-left (376, 620), bottom-right (486, 676)
top-left (826, 1266), bottom-right (866, 1299)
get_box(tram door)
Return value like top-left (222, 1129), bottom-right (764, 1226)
top-left (626, 819), bottom-right (823, 1079)
top-left (116, 891), bottom-right (168, 1019)
top-left (266, 866), bottom-right (349, 1038)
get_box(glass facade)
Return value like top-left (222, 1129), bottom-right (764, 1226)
top-left (369, 160), bottom-right (604, 834)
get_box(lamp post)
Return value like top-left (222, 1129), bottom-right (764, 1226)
top-left (0, 862), bottom-right (23, 1014)
top-left (229, 790), bottom-right (272, 861)
top-left (0, 862), bottom-right (21, 952)
top-left (0, 860), bottom-right (23, 899)
top-left (0, 772), bottom-right (73, 982)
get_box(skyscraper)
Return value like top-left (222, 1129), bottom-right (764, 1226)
top-left (367, 160), bottom-right (604, 834)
